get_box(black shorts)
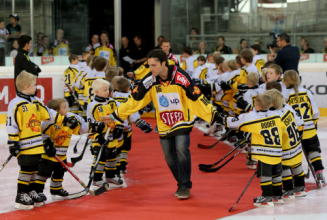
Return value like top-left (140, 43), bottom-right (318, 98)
top-left (257, 161), bottom-right (282, 178)
top-left (18, 154), bottom-right (41, 167)
top-left (302, 135), bottom-right (321, 153)
top-left (38, 158), bottom-right (67, 177)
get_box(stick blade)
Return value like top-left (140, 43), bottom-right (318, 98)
top-left (198, 163), bottom-right (213, 169)
top-left (199, 166), bottom-right (218, 172)
top-left (197, 144), bottom-right (211, 149)
top-left (67, 189), bottom-right (88, 199)
top-left (94, 183), bottom-right (109, 196)
top-left (71, 155), bottom-right (82, 164)
top-left (229, 205), bottom-right (236, 212)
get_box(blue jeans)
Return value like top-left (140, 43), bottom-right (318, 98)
top-left (160, 134), bottom-right (192, 189)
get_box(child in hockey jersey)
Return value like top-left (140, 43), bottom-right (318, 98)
top-left (64, 54), bottom-right (80, 114)
top-left (192, 55), bottom-right (207, 80)
top-left (181, 46), bottom-right (197, 77)
top-left (265, 88), bottom-right (306, 200)
top-left (217, 93), bottom-right (283, 208)
top-left (87, 79), bottom-right (124, 189)
top-left (250, 44), bottom-right (265, 75)
top-left (283, 70), bottom-right (325, 185)
top-left (6, 71), bottom-right (73, 210)
top-left (35, 98), bottom-right (89, 201)
top-left (113, 77), bottom-right (152, 174)
top-left (206, 52), bottom-right (218, 81)
top-left (237, 48), bottom-right (258, 84)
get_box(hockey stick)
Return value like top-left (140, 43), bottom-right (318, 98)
top-left (199, 143), bottom-right (249, 172)
top-left (198, 139), bottom-right (247, 169)
top-left (302, 147), bottom-right (321, 188)
top-left (198, 129), bottom-right (233, 149)
top-left (71, 136), bottom-right (91, 166)
top-left (73, 134), bottom-right (85, 153)
top-left (54, 155), bottom-right (96, 199)
top-left (65, 84), bottom-right (85, 111)
top-left (0, 154), bottom-right (14, 173)
top-left (229, 170), bottom-right (257, 212)
top-left (305, 167), bottom-right (310, 179)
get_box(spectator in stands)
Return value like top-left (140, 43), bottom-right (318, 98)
top-left (269, 32), bottom-right (300, 73)
top-left (322, 37), bottom-right (327, 54)
top-left (131, 35), bottom-right (148, 70)
top-left (213, 36), bottom-right (232, 54)
top-left (254, 40), bottom-right (267, 54)
top-left (34, 32), bottom-right (43, 49)
top-left (52, 28), bottom-right (70, 56)
top-left (0, 19), bottom-right (9, 66)
top-left (37, 35), bottom-right (52, 56)
top-left (98, 31), bottom-right (115, 55)
top-left (85, 34), bottom-right (99, 55)
top-left (119, 36), bottom-right (133, 74)
top-left (155, 35), bottom-right (164, 49)
top-left (10, 39), bottom-right (19, 57)
top-left (233, 38), bottom-right (248, 54)
top-left (300, 36), bottom-right (314, 54)
top-left (189, 27), bottom-right (199, 51)
top-left (6, 14), bottom-right (21, 40)
top-left (162, 39), bottom-right (179, 66)
top-left (195, 41), bottom-right (210, 55)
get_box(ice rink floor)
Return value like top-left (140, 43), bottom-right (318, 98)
top-left (0, 118), bottom-right (326, 220)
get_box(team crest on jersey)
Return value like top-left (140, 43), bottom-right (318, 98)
top-left (175, 72), bottom-right (190, 87)
top-left (193, 86), bottom-right (201, 95)
top-left (54, 130), bottom-right (68, 146)
top-left (26, 114), bottom-right (41, 132)
top-left (159, 95), bottom-right (169, 107)
top-left (133, 85), bottom-right (139, 93)
top-left (160, 111), bottom-right (185, 126)
top-left (143, 75), bottom-right (156, 89)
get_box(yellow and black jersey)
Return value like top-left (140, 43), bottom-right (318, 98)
top-left (6, 95), bottom-right (65, 157)
top-left (181, 56), bottom-right (197, 77)
top-left (94, 43), bottom-right (116, 66)
top-left (85, 44), bottom-right (96, 55)
top-left (36, 46), bottom-right (52, 56)
top-left (52, 39), bottom-right (70, 56)
top-left (241, 85), bottom-right (265, 111)
top-left (87, 96), bottom-right (121, 148)
top-left (192, 65), bottom-right (208, 80)
top-left (285, 86), bottom-right (319, 140)
top-left (167, 53), bottom-right (179, 66)
top-left (252, 55), bottom-right (265, 75)
top-left (274, 104), bottom-right (304, 166)
top-left (64, 64), bottom-right (80, 98)
top-left (112, 65), bottom-right (217, 139)
top-left (237, 64), bottom-right (259, 85)
top-left (83, 71), bottom-right (105, 104)
top-left (41, 112), bottom-right (88, 162)
top-left (227, 110), bottom-right (283, 165)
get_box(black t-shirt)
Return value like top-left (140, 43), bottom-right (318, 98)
top-left (212, 45), bottom-right (232, 54)
top-left (119, 44), bottom-right (132, 73)
top-left (6, 24), bottom-right (21, 36)
top-left (131, 44), bottom-right (148, 70)
top-left (300, 48), bottom-right (315, 53)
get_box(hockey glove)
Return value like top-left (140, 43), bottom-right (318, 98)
top-left (237, 84), bottom-right (249, 94)
top-left (219, 81), bottom-right (230, 91)
top-left (192, 78), bottom-right (204, 86)
top-left (215, 112), bottom-right (227, 126)
top-left (63, 116), bottom-right (79, 129)
top-left (233, 92), bottom-right (243, 100)
top-left (237, 99), bottom-right (251, 112)
top-left (226, 79), bottom-right (234, 86)
top-left (8, 140), bottom-right (20, 157)
top-left (89, 121), bottom-right (105, 134)
top-left (65, 96), bottom-right (75, 107)
top-left (113, 124), bottom-right (124, 139)
top-left (135, 119), bottom-right (153, 133)
top-left (105, 147), bottom-right (117, 159)
top-left (95, 135), bottom-right (106, 146)
top-left (44, 138), bottom-right (56, 157)
top-left (244, 132), bottom-right (251, 143)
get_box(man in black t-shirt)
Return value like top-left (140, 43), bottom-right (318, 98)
top-left (131, 35), bottom-right (148, 70)
top-left (6, 14), bottom-right (21, 40)
top-left (300, 36), bottom-right (314, 54)
top-left (119, 36), bottom-right (133, 74)
top-left (212, 36), bottom-right (232, 54)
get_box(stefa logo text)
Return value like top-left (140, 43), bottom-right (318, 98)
top-left (299, 54), bottom-right (310, 61)
top-left (41, 57), bottom-right (55, 65)
top-left (175, 72), bottom-right (190, 87)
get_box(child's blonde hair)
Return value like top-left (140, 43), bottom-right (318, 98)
top-left (219, 60), bottom-right (229, 72)
top-left (47, 98), bottom-right (67, 111)
top-left (117, 67), bottom-right (124, 76)
top-left (227, 60), bottom-right (238, 71)
top-left (16, 70), bottom-right (37, 92)
top-left (86, 55), bottom-right (95, 68)
top-left (261, 68), bottom-right (268, 82)
top-left (92, 79), bottom-right (110, 93)
top-left (105, 68), bottom-right (119, 82)
top-left (255, 93), bottom-right (272, 110)
top-left (268, 64), bottom-right (283, 77)
top-left (247, 72), bottom-right (259, 87)
top-left (283, 70), bottom-right (300, 103)
top-left (265, 89), bottom-right (284, 110)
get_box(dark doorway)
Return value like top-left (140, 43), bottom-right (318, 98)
top-left (121, 0), bottom-right (155, 51)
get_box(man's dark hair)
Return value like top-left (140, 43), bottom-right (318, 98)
top-left (18, 35), bottom-right (32, 49)
top-left (217, 36), bottom-right (225, 41)
top-left (250, 44), bottom-right (261, 53)
top-left (301, 36), bottom-right (309, 47)
top-left (162, 39), bottom-right (170, 44)
top-left (147, 49), bottom-right (168, 67)
top-left (36, 32), bottom-right (43, 38)
top-left (0, 19), bottom-right (4, 23)
top-left (134, 35), bottom-right (141, 40)
top-left (42, 35), bottom-right (49, 41)
top-left (158, 35), bottom-right (164, 40)
top-left (240, 38), bottom-right (246, 44)
top-left (190, 27), bottom-right (199, 34)
top-left (183, 46), bottom-right (193, 56)
top-left (278, 33), bottom-right (290, 43)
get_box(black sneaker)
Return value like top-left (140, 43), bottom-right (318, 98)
top-left (15, 193), bottom-right (34, 210)
top-left (174, 187), bottom-right (180, 197)
top-left (38, 192), bottom-right (47, 201)
top-left (177, 187), bottom-right (190, 199)
top-left (28, 190), bottom-right (44, 207)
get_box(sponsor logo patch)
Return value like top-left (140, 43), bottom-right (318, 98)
top-left (41, 57), bottom-right (54, 65)
top-left (175, 72), bottom-right (190, 87)
top-left (26, 114), bottom-right (41, 132)
top-left (159, 95), bottom-right (169, 107)
top-left (160, 110), bottom-right (185, 126)
top-left (54, 130), bottom-right (68, 146)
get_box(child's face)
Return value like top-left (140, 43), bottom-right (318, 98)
top-left (58, 102), bottom-right (68, 116)
top-left (240, 57), bottom-right (246, 65)
top-left (183, 52), bottom-right (189, 58)
top-left (25, 80), bottom-right (37, 95)
top-left (197, 60), bottom-right (205, 66)
top-left (95, 85), bottom-right (109, 98)
top-left (266, 68), bottom-right (280, 82)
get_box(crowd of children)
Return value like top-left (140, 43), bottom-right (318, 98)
top-left (5, 41), bottom-right (326, 210)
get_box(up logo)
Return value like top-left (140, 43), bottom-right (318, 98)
top-left (170, 99), bottom-right (180, 105)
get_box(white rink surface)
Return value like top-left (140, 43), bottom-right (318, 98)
top-left (0, 118), bottom-right (327, 220)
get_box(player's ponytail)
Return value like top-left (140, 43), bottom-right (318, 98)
top-left (283, 70), bottom-right (300, 103)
